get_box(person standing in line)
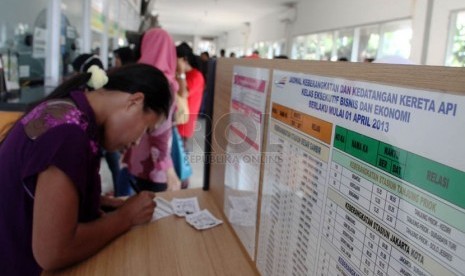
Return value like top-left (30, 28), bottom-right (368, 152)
top-left (123, 28), bottom-right (182, 192)
top-left (246, 50), bottom-right (260, 58)
top-left (199, 51), bottom-right (209, 81)
top-left (0, 63), bottom-right (171, 275)
top-left (175, 42), bottom-right (205, 188)
top-left (199, 51), bottom-right (210, 116)
top-left (113, 47), bottom-right (136, 68)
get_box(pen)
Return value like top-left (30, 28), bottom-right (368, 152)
top-left (129, 178), bottom-right (141, 194)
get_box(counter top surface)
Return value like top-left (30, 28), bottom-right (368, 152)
top-left (42, 188), bottom-right (259, 276)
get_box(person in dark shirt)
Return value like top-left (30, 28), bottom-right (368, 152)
top-left (113, 47), bottom-right (136, 67)
top-left (0, 63), bottom-right (171, 275)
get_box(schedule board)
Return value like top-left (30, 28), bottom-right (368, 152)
top-left (257, 70), bottom-right (465, 276)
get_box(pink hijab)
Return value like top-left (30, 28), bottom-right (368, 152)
top-left (139, 28), bottom-right (179, 96)
top-left (122, 28), bottom-right (177, 183)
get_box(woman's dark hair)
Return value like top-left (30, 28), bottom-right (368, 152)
top-left (176, 42), bottom-right (200, 70)
top-left (28, 63), bottom-right (172, 118)
top-left (113, 47), bottom-right (136, 65)
top-left (72, 54), bottom-right (104, 73)
top-left (131, 32), bottom-right (144, 61)
top-left (105, 63), bottom-right (171, 117)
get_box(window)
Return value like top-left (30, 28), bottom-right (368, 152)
top-left (291, 19), bottom-right (411, 62)
top-left (446, 10), bottom-right (465, 67)
top-left (226, 47), bottom-right (243, 58)
top-left (291, 32), bottom-right (333, 60)
top-left (272, 41), bottom-right (285, 57)
top-left (196, 38), bottom-right (216, 56)
top-left (252, 40), bottom-right (285, 59)
top-left (378, 20), bottom-right (411, 59)
top-left (336, 28), bottom-right (354, 61)
top-left (292, 35), bottom-right (307, 60)
top-left (357, 25), bottom-right (380, 61)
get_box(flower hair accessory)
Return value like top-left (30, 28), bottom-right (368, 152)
top-left (86, 65), bottom-right (108, 89)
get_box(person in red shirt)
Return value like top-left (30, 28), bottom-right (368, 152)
top-left (176, 43), bottom-right (205, 150)
top-left (246, 49), bottom-right (261, 59)
top-left (175, 43), bottom-right (205, 189)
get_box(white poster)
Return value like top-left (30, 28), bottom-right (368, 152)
top-left (257, 70), bottom-right (465, 276)
top-left (3, 54), bottom-right (20, 91)
top-left (32, 27), bottom-right (46, 59)
top-left (224, 66), bottom-right (269, 259)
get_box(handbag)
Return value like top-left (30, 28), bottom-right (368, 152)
top-left (174, 93), bottom-right (189, 125)
top-left (171, 127), bottom-right (192, 181)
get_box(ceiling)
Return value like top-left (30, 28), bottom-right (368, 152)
top-left (150, 0), bottom-right (296, 37)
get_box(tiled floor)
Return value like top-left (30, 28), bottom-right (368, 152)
top-left (101, 118), bottom-right (206, 194)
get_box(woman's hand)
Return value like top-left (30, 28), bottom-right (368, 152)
top-left (33, 166), bottom-right (156, 271)
top-left (100, 195), bottom-right (125, 209)
top-left (166, 167), bottom-right (181, 191)
top-left (117, 191), bottom-right (156, 226)
top-left (176, 58), bottom-right (189, 97)
top-left (176, 57), bottom-right (187, 75)
top-left (99, 195), bottom-right (126, 215)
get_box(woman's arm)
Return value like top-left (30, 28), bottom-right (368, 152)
top-left (148, 127), bottom-right (180, 190)
top-left (32, 166), bottom-right (155, 270)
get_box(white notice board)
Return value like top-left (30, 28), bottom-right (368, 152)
top-left (224, 66), bottom-right (269, 259)
top-left (257, 70), bottom-right (465, 276)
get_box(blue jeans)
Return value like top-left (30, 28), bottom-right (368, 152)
top-left (101, 150), bottom-right (128, 196)
top-left (116, 169), bottom-right (168, 195)
top-left (115, 168), bottom-right (134, 196)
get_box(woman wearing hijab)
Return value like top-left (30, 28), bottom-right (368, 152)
top-left (122, 28), bottom-right (182, 192)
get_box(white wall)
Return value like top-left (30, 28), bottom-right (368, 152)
top-left (172, 34), bottom-right (194, 45)
top-left (223, 28), bottom-right (245, 51)
top-left (249, 12), bottom-right (287, 45)
top-left (427, 0), bottom-right (465, 65)
top-left (221, 0), bottom-right (465, 65)
top-left (291, 0), bottom-right (413, 37)
top-left (410, 0), bottom-right (430, 64)
top-left (221, 0), bottom-right (414, 59)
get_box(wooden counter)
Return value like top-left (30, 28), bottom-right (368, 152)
top-left (0, 111), bottom-right (22, 138)
top-left (43, 188), bottom-right (259, 276)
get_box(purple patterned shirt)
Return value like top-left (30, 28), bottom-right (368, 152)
top-left (0, 91), bottom-right (101, 275)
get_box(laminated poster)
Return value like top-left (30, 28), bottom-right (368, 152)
top-left (224, 66), bottom-right (269, 259)
top-left (257, 70), bottom-right (465, 276)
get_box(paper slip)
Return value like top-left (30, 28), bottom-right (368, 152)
top-left (156, 197), bottom-right (173, 212)
top-left (171, 197), bottom-right (200, 217)
top-left (152, 197), bottom-right (174, 221)
top-left (186, 209), bottom-right (223, 230)
top-left (229, 208), bottom-right (255, 227)
top-left (227, 195), bottom-right (256, 226)
top-left (228, 195), bottom-right (256, 212)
